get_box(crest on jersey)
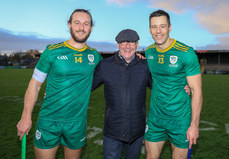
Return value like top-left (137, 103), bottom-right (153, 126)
top-left (88, 54), bottom-right (94, 63)
top-left (170, 56), bottom-right (178, 64)
top-left (36, 130), bottom-right (41, 140)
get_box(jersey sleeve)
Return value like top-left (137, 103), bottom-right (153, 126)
top-left (98, 52), bottom-right (103, 62)
top-left (92, 60), bottom-right (103, 91)
top-left (184, 47), bottom-right (201, 76)
top-left (95, 50), bottom-right (103, 65)
top-left (35, 48), bottom-right (52, 74)
top-left (32, 68), bottom-right (47, 83)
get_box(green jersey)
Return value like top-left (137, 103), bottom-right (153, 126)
top-left (146, 39), bottom-right (201, 120)
top-left (35, 41), bottom-right (102, 121)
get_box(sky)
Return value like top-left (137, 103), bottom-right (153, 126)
top-left (0, 0), bottom-right (229, 53)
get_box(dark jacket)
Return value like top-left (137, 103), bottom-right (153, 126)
top-left (92, 52), bottom-right (152, 143)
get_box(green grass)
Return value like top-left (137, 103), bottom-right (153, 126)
top-left (0, 69), bottom-right (229, 159)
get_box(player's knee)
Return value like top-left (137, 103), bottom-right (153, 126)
top-left (171, 147), bottom-right (188, 159)
top-left (34, 146), bottom-right (59, 159)
top-left (146, 153), bottom-right (160, 159)
top-left (145, 148), bottom-right (160, 159)
top-left (64, 146), bottom-right (81, 159)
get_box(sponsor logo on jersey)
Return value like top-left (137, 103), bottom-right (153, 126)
top-left (36, 130), bottom-right (41, 140)
top-left (57, 55), bottom-right (68, 60)
top-left (148, 55), bottom-right (154, 59)
top-left (74, 54), bottom-right (83, 56)
top-left (88, 54), bottom-right (95, 65)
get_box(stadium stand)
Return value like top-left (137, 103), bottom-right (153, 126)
top-left (196, 50), bottom-right (229, 74)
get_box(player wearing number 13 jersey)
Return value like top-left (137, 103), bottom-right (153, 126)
top-left (144, 10), bottom-right (203, 159)
top-left (145, 38), bottom-right (202, 154)
top-left (145, 39), bottom-right (200, 121)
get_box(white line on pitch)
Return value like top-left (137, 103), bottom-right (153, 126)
top-left (200, 120), bottom-right (217, 126)
top-left (199, 128), bottom-right (216, 131)
top-left (225, 123), bottom-right (229, 134)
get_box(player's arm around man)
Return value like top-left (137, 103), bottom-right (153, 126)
top-left (17, 78), bottom-right (42, 140)
top-left (186, 73), bottom-right (203, 149)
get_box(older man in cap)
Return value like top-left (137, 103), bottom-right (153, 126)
top-left (92, 29), bottom-right (152, 159)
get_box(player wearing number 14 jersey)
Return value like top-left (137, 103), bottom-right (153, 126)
top-left (33, 40), bottom-right (102, 149)
top-left (17, 9), bottom-right (102, 158)
top-left (36, 41), bottom-right (102, 121)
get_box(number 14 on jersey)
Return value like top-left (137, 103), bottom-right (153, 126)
top-left (75, 57), bottom-right (82, 63)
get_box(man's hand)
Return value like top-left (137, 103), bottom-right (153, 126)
top-left (186, 125), bottom-right (199, 149)
top-left (17, 118), bottom-right (32, 140)
top-left (136, 53), bottom-right (146, 59)
top-left (44, 91), bottom-right (46, 98)
top-left (184, 85), bottom-right (191, 95)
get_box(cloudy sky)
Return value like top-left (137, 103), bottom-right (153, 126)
top-left (0, 0), bottom-right (229, 53)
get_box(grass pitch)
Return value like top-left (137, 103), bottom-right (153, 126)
top-left (0, 69), bottom-right (229, 159)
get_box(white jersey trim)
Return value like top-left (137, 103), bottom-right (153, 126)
top-left (32, 68), bottom-right (47, 83)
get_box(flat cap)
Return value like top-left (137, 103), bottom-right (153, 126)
top-left (115, 29), bottom-right (140, 43)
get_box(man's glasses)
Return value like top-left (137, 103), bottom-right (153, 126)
top-left (120, 41), bottom-right (136, 46)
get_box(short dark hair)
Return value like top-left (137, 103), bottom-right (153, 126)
top-left (149, 9), bottom-right (171, 27)
top-left (68, 9), bottom-right (94, 27)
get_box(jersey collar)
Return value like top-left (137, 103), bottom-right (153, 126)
top-left (156, 38), bottom-right (176, 53)
top-left (64, 40), bottom-right (88, 52)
